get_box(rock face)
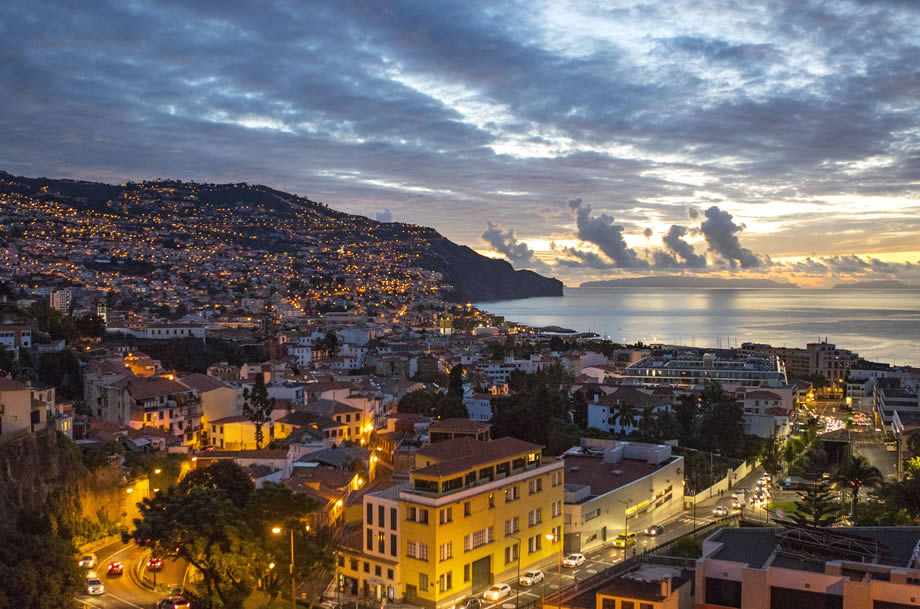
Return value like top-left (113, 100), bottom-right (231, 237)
top-left (0, 171), bottom-right (563, 302)
top-left (420, 237), bottom-right (563, 301)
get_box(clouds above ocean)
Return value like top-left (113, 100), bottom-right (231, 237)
top-left (2, 0), bottom-right (920, 285)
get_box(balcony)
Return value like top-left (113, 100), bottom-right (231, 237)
top-left (408, 459), bottom-right (547, 499)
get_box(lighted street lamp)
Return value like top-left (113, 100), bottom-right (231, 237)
top-left (545, 531), bottom-right (563, 608)
top-left (272, 526), bottom-right (297, 609)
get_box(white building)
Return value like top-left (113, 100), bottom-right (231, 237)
top-left (625, 352), bottom-right (787, 389)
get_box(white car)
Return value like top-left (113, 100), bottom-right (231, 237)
top-left (78, 554), bottom-right (97, 569)
top-left (563, 553), bottom-right (586, 568)
top-left (713, 506), bottom-right (729, 516)
top-left (483, 583), bottom-right (511, 601)
top-left (519, 570), bottom-right (544, 586)
top-left (86, 577), bottom-right (105, 595)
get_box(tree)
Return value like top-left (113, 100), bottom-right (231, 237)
top-left (178, 460), bottom-right (255, 509)
top-left (761, 432), bottom-right (783, 478)
top-left (571, 390), bottom-right (589, 428)
top-left (448, 365), bottom-right (464, 398)
top-left (242, 375), bottom-right (274, 449)
top-left (907, 431), bottom-right (920, 458)
top-left (790, 481), bottom-right (836, 527)
top-left (637, 407), bottom-right (656, 442)
top-left (0, 513), bottom-right (82, 609)
top-left (673, 394), bottom-right (699, 442)
top-left (612, 403), bottom-right (636, 435)
top-left (834, 455), bottom-right (883, 514)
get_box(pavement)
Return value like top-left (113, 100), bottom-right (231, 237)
top-left (74, 539), bottom-right (187, 609)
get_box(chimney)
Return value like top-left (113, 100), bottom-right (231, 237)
top-left (660, 577), bottom-right (671, 599)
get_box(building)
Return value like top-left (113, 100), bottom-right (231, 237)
top-left (207, 415), bottom-right (275, 450)
top-left (587, 388), bottom-right (675, 435)
top-left (561, 439), bottom-right (684, 555)
top-left (0, 377), bottom-right (32, 435)
top-left (106, 376), bottom-right (203, 445)
top-left (0, 323), bottom-right (32, 350)
top-left (807, 341), bottom-right (859, 389)
top-left (544, 562), bottom-right (693, 609)
top-left (428, 419), bottom-right (491, 443)
top-left (695, 525), bottom-right (920, 609)
top-left (625, 352), bottom-right (787, 389)
top-left (337, 436), bottom-right (564, 609)
top-left (49, 288), bottom-right (72, 312)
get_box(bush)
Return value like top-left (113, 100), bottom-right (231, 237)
top-left (668, 535), bottom-right (702, 558)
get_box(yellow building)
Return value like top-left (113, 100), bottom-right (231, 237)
top-left (207, 415), bottom-right (274, 450)
top-left (337, 436), bottom-right (564, 609)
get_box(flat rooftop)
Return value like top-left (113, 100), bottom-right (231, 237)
top-left (709, 527), bottom-right (920, 571)
top-left (563, 454), bottom-right (676, 500)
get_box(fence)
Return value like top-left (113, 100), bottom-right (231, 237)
top-left (684, 458), bottom-right (759, 505)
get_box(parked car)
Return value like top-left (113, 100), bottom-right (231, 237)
top-left (451, 599), bottom-right (481, 609)
top-left (482, 584), bottom-right (511, 601)
top-left (563, 553), bottom-right (586, 567)
top-left (78, 553), bottom-right (97, 569)
top-left (713, 506), bottom-right (729, 516)
top-left (519, 570), bottom-right (544, 586)
top-left (156, 597), bottom-right (191, 609)
top-left (643, 525), bottom-right (664, 537)
top-left (86, 577), bottom-right (105, 595)
top-left (106, 562), bottom-right (124, 576)
top-left (613, 533), bottom-right (637, 548)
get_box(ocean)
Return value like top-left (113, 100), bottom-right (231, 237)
top-left (475, 287), bottom-right (920, 367)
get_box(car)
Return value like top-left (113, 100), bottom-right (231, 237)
top-left (450, 599), bottom-right (481, 609)
top-left (86, 577), bottom-right (105, 595)
top-left (563, 553), bottom-right (586, 567)
top-left (643, 525), bottom-right (664, 537)
top-left (482, 584), bottom-right (511, 601)
top-left (156, 597), bottom-right (191, 609)
top-left (712, 506), bottom-right (729, 516)
top-left (613, 533), bottom-right (637, 548)
top-left (519, 570), bottom-right (544, 585)
top-left (147, 557), bottom-right (164, 571)
top-left (731, 501), bottom-right (744, 510)
top-left (106, 561), bottom-right (124, 576)
top-left (78, 553), bottom-right (97, 569)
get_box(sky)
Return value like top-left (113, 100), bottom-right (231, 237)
top-left (2, 0), bottom-right (920, 287)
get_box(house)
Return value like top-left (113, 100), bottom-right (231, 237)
top-left (207, 415), bottom-right (275, 450)
top-left (0, 377), bottom-right (32, 435)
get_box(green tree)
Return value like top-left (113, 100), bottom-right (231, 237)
top-left (571, 390), bottom-right (589, 428)
top-left (612, 403), bottom-right (636, 434)
top-left (243, 375), bottom-right (275, 449)
top-left (178, 460), bottom-right (255, 509)
top-left (790, 482), bottom-right (836, 527)
top-left (637, 407), bottom-right (656, 441)
top-left (907, 431), bottom-right (920, 458)
top-left (448, 365), bottom-right (464, 398)
top-left (834, 455), bottom-right (883, 514)
top-left (668, 535), bottom-right (702, 559)
top-left (673, 394), bottom-right (699, 442)
top-left (0, 513), bottom-right (82, 609)
top-left (761, 432), bottom-right (783, 478)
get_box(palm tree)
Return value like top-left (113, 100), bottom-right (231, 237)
top-left (612, 403), bottom-right (636, 435)
top-left (638, 406), bottom-right (656, 442)
top-left (835, 455), bottom-right (883, 514)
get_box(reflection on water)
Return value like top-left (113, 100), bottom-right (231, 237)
top-left (476, 288), bottom-right (920, 366)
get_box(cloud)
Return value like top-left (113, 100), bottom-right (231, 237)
top-left (376, 208), bottom-right (394, 222)
top-left (662, 224), bottom-right (707, 268)
top-left (568, 199), bottom-right (647, 268)
top-left (699, 206), bottom-right (763, 268)
top-left (481, 221), bottom-right (542, 270)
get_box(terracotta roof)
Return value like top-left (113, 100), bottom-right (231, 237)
top-left (210, 415), bottom-right (251, 424)
top-left (0, 378), bottom-right (28, 391)
top-left (113, 376), bottom-right (190, 400)
top-left (744, 390), bottom-right (782, 400)
top-left (413, 437), bottom-right (543, 478)
top-left (290, 465), bottom-right (355, 489)
top-left (277, 410), bottom-right (340, 429)
top-left (304, 399), bottom-right (362, 419)
top-left (429, 418), bottom-right (491, 433)
top-left (180, 373), bottom-right (228, 393)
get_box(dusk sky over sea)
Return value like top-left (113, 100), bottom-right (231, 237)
top-left (3, 1), bottom-right (920, 286)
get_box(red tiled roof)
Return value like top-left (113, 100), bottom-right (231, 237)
top-left (414, 437), bottom-right (543, 478)
top-left (0, 378), bottom-right (28, 391)
top-left (179, 373), bottom-right (228, 393)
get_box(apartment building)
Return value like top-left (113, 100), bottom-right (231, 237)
top-left (338, 436), bottom-right (564, 609)
top-left (696, 526), bottom-right (920, 609)
top-left (625, 352), bottom-right (787, 389)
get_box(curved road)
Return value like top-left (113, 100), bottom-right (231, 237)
top-left (75, 540), bottom-right (186, 609)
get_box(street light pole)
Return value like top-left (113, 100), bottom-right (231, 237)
top-left (507, 534), bottom-right (521, 609)
top-left (273, 526), bottom-right (297, 609)
top-left (545, 531), bottom-right (562, 609)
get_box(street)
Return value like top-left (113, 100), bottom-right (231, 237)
top-left (74, 539), bottom-right (186, 609)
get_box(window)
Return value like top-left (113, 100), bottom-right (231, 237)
top-left (408, 506), bottom-right (428, 523)
top-left (391, 507), bottom-right (397, 529)
top-left (504, 517), bottom-right (519, 536)
top-left (338, 555), bottom-right (345, 567)
top-left (350, 558), bottom-right (358, 570)
top-left (387, 568), bottom-right (394, 580)
top-left (550, 526), bottom-right (561, 543)
top-left (367, 504), bottom-right (374, 526)
top-left (375, 565), bottom-right (382, 576)
top-left (418, 509), bottom-right (429, 524)
top-left (621, 602), bottom-right (635, 609)
top-left (528, 478), bottom-right (542, 494)
top-left (379, 505), bottom-right (385, 527)
top-left (363, 562), bottom-right (370, 573)
top-left (640, 604), bottom-right (653, 609)
top-left (527, 535), bottom-right (542, 554)
top-left (439, 571), bottom-right (452, 593)
top-left (552, 500), bottom-right (562, 518)
top-left (585, 508), bottom-right (601, 522)
top-left (439, 507), bottom-right (453, 524)
top-left (439, 542), bottom-right (453, 562)
top-left (419, 573), bottom-right (428, 591)
top-left (378, 532), bottom-right (385, 553)
top-left (601, 599), bottom-right (616, 609)
top-left (464, 501), bottom-right (471, 517)
top-left (407, 540), bottom-right (418, 558)
top-left (504, 543), bottom-right (519, 565)
top-left (463, 527), bottom-right (494, 551)
top-left (528, 508), bottom-right (542, 527)
top-left (464, 564), bottom-right (470, 582)
top-left (366, 529), bottom-right (373, 551)
top-left (390, 534), bottom-right (397, 557)
top-left (505, 486), bottom-right (519, 502)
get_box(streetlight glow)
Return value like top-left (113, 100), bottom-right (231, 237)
top-left (126, 488), bottom-right (134, 494)
top-left (154, 468), bottom-right (162, 474)
top-left (272, 527), bottom-right (282, 534)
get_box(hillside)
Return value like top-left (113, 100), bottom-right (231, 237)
top-left (0, 171), bottom-right (562, 302)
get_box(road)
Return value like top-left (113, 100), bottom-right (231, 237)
top-left (74, 539), bottom-right (186, 609)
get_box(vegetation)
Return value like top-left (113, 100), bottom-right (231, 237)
top-left (790, 482), bottom-right (837, 527)
top-left (834, 455), bottom-right (883, 514)
top-left (101, 337), bottom-right (268, 374)
top-left (133, 461), bottom-right (329, 609)
top-left (668, 535), bottom-right (702, 559)
top-left (397, 389), bottom-right (468, 419)
top-left (243, 375), bottom-right (274, 449)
